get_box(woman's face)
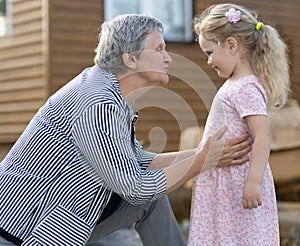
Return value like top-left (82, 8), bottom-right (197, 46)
top-left (134, 30), bottom-right (173, 86)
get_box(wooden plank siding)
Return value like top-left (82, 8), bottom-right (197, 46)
top-left (0, 0), bottom-right (299, 155)
top-left (48, 0), bottom-right (102, 94)
top-left (0, 0), bottom-right (102, 145)
top-left (0, 0), bottom-right (47, 143)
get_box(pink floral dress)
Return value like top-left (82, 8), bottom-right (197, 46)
top-left (188, 75), bottom-right (279, 246)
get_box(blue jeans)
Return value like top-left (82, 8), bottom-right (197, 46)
top-left (87, 195), bottom-right (186, 246)
top-left (0, 236), bottom-right (14, 246)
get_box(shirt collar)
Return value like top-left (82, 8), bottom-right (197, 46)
top-left (93, 65), bottom-right (134, 113)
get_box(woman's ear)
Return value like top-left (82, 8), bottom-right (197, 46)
top-left (226, 37), bottom-right (238, 53)
top-left (122, 51), bottom-right (137, 70)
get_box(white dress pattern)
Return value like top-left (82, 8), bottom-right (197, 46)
top-left (188, 75), bottom-right (279, 246)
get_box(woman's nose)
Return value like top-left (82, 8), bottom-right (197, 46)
top-left (164, 51), bottom-right (173, 64)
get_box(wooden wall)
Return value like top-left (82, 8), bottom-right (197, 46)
top-left (0, 0), bottom-right (102, 150)
top-left (0, 0), bottom-right (47, 144)
top-left (0, 0), bottom-right (299, 157)
top-left (48, 0), bottom-right (101, 94)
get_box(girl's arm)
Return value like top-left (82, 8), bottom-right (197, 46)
top-left (243, 115), bottom-right (271, 209)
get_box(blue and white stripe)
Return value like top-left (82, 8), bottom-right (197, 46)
top-left (0, 65), bottom-right (166, 245)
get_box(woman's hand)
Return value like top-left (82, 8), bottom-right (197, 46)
top-left (200, 126), bottom-right (252, 172)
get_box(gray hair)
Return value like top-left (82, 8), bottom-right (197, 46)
top-left (94, 14), bottom-right (164, 75)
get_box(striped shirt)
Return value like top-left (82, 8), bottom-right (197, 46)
top-left (0, 65), bottom-right (166, 245)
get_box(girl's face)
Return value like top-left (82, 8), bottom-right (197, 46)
top-left (198, 34), bottom-right (239, 79)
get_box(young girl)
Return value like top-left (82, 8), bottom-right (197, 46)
top-left (188, 3), bottom-right (290, 245)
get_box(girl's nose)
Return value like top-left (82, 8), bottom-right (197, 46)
top-left (207, 57), bottom-right (212, 66)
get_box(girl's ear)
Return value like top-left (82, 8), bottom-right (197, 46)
top-left (226, 37), bottom-right (238, 53)
top-left (122, 51), bottom-right (137, 70)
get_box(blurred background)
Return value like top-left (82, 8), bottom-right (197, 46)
top-left (0, 0), bottom-right (299, 245)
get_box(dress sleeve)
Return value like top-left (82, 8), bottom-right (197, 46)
top-left (72, 103), bottom-right (166, 204)
top-left (231, 82), bottom-right (268, 118)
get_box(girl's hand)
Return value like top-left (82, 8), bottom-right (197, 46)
top-left (242, 180), bottom-right (262, 209)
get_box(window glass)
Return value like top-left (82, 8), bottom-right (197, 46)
top-left (104, 0), bottom-right (194, 42)
top-left (0, 0), bottom-right (10, 37)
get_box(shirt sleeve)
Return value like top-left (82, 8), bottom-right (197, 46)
top-left (231, 82), bottom-right (268, 118)
top-left (72, 102), bottom-right (166, 204)
top-left (133, 140), bottom-right (157, 170)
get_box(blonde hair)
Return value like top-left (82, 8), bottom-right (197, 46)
top-left (194, 3), bottom-right (290, 110)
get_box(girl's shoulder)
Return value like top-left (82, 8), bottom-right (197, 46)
top-left (224, 75), bottom-right (263, 92)
top-left (220, 75), bottom-right (267, 102)
top-left (234, 74), bottom-right (259, 86)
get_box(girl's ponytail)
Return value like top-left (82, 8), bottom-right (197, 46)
top-left (251, 23), bottom-right (290, 110)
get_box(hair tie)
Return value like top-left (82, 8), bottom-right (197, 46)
top-left (255, 22), bottom-right (263, 31)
